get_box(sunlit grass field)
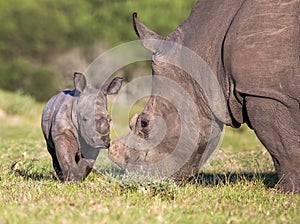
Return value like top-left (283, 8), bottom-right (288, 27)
top-left (0, 90), bottom-right (299, 224)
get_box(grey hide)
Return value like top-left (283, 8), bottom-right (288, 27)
top-left (42, 72), bottom-right (122, 182)
top-left (109, 0), bottom-right (300, 192)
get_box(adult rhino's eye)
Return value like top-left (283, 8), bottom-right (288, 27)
top-left (141, 118), bottom-right (149, 128)
top-left (136, 116), bottom-right (150, 137)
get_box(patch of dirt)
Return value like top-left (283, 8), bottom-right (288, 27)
top-left (0, 108), bottom-right (6, 119)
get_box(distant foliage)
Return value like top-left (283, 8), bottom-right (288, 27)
top-left (0, 0), bottom-right (196, 101)
top-left (0, 89), bottom-right (38, 116)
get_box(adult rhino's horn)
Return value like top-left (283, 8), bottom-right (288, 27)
top-left (132, 12), bottom-right (163, 53)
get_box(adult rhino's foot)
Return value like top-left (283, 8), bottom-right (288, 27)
top-left (277, 172), bottom-right (300, 193)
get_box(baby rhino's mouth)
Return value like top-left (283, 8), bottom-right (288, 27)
top-left (87, 134), bottom-right (110, 149)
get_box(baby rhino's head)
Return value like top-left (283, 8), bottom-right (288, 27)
top-left (72, 72), bottom-right (123, 153)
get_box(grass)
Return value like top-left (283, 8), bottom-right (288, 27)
top-left (0, 90), bottom-right (299, 224)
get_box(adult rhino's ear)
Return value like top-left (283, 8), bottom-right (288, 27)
top-left (133, 12), bottom-right (163, 53)
top-left (74, 72), bottom-right (86, 93)
top-left (101, 77), bottom-right (123, 95)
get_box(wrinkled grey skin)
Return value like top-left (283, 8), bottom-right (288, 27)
top-left (42, 72), bottom-right (122, 182)
top-left (110, 0), bottom-right (300, 192)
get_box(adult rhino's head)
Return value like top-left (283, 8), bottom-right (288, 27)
top-left (109, 13), bottom-right (224, 180)
top-left (72, 72), bottom-right (123, 153)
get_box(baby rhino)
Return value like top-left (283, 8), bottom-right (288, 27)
top-left (42, 72), bottom-right (122, 182)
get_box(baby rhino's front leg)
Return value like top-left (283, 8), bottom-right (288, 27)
top-left (54, 135), bottom-right (93, 182)
top-left (77, 157), bottom-right (95, 179)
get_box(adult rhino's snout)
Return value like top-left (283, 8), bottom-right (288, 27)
top-left (108, 138), bottom-right (128, 168)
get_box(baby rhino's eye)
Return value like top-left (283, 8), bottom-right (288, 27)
top-left (96, 118), bottom-right (110, 135)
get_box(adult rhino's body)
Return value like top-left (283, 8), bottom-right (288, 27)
top-left (110, 0), bottom-right (300, 192)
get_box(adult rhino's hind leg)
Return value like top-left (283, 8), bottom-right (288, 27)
top-left (245, 96), bottom-right (300, 193)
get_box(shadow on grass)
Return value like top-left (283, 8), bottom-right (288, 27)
top-left (188, 172), bottom-right (279, 189)
top-left (11, 160), bottom-right (57, 181)
top-left (96, 167), bottom-right (279, 190)
top-left (10, 159), bottom-right (279, 189)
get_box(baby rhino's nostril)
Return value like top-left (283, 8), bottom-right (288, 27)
top-left (96, 118), bottom-right (110, 135)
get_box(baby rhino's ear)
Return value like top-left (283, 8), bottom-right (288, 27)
top-left (74, 72), bottom-right (87, 93)
top-left (101, 77), bottom-right (123, 95)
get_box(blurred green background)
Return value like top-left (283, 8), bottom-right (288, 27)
top-left (0, 0), bottom-right (197, 102)
top-left (0, 0), bottom-right (264, 154)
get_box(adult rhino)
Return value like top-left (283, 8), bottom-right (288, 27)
top-left (42, 72), bottom-right (122, 182)
top-left (109, 0), bottom-right (300, 192)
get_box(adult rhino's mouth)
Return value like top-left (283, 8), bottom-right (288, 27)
top-left (108, 135), bottom-right (199, 180)
top-left (108, 137), bottom-right (128, 168)
top-left (108, 137), bottom-right (150, 167)
top-left (108, 123), bottom-right (222, 180)
top-left (108, 136), bottom-right (153, 170)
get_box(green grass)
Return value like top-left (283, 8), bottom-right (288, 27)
top-left (0, 90), bottom-right (299, 224)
